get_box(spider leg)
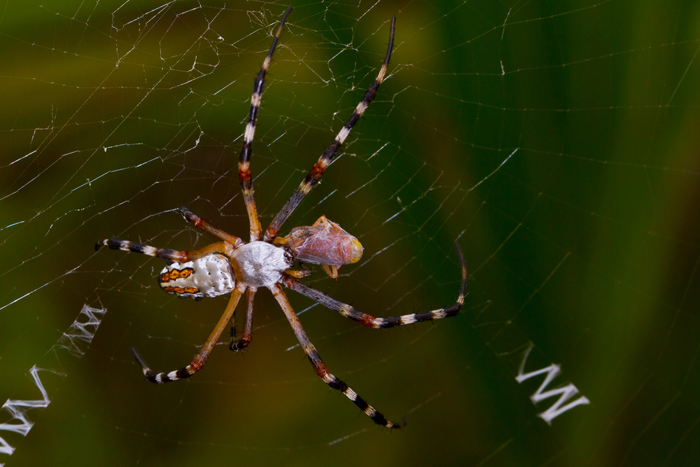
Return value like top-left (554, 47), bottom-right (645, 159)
top-left (178, 207), bottom-right (243, 247)
top-left (282, 242), bottom-right (466, 328)
top-left (230, 288), bottom-right (256, 352)
top-left (97, 208), bottom-right (242, 261)
top-left (264, 17), bottom-right (396, 242)
top-left (322, 264), bottom-right (339, 279)
top-left (284, 264), bottom-right (311, 279)
top-left (133, 285), bottom-right (245, 383)
top-left (239, 7), bottom-right (293, 241)
top-left (269, 283), bottom-right (404, 429)
top-left (95, 238), bottom-right (229, 262)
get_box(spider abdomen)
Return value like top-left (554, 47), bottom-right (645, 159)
top-left (159, 254), bottom-right (235, 299)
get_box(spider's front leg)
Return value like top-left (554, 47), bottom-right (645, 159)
top-left (270, 284), bottom-right (404, 429)
top-left (264, 17), bottom-right (396, 242)
top-left (133, 285), bottom-right (245, 383)
top-left (237, 7), bottom-right (293, 241)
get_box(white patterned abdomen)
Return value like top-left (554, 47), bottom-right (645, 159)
top-left (159, 254), bottom-right (235, 300)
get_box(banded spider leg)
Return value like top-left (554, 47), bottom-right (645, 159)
top-left (239, 5), bottom-right (293, 242)
top-left (97, 208), bottom-right (246, 376)
top-left (133, 285), bottom-right (246, 382)
top-left (95, 207), bottom-right (243, 262)
top-left (283, 243), bottom-right (467, 328)
top-left (271, 284), bottom-right (405, 428)
top-left (230, 6), bottom-right (292, 349)
top-left (264, 16), bottom-right (396, 242)
top-left (269, 244), bottom-right (465, 428)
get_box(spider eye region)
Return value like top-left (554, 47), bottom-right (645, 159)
top-left (159, 254), bottom-right (236, 299)
top-left (230, 241), bottom-right (293, 288)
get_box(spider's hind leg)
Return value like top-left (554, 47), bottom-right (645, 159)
top-left (133, 286), bottom-right (245, 383)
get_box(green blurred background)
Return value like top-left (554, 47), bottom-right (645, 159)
top-left (1, 0), bottom-right (699, 466)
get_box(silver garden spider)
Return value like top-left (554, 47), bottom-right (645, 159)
top-left (96, 7), bottom-right (466, 429)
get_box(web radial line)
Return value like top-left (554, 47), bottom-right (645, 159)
top-left (264, 17), bottom-right (396, 242)
top-left (132, 285), bottom-right (245, 383)
top-left (269, 283), bottom-right (404, 429)
top-left (282, 242), bottom-right (466, 328)
top-left (239, 6), bottom-right (293, 242)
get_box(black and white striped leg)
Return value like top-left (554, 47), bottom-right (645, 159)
top-left (95, 238), bottom-right (188, 262)
top-left (270, 283), bottom-right (404, 429)
top-left (230, 288), bottom-right (256, 352)
top-left (282, 242), bottom-right (466, 328)
top-left (96, 238), bottom-right (232, 263)
top-left (239, 6), bottom-right (293, 241)
top-left (264, 16), bottom-right (396, 242)
top-left (133, 286), bottom-right (245, 383)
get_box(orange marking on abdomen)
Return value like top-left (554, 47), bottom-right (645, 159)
top-left (173, 286), bottom-right (199, 295)
top-left (179, 268), bottom-right (193, 278)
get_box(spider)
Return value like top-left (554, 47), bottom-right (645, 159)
top-left (96, 7), bottom-right (466, 429)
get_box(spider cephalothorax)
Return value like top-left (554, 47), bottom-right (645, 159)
top-left (96, 8), bottom-right (466, 429)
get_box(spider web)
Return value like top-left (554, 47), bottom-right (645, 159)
top-left (1, 0), bottom-right (699, 465)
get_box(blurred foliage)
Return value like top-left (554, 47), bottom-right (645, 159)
top-left (1, 0), bottom-right (699, 466)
